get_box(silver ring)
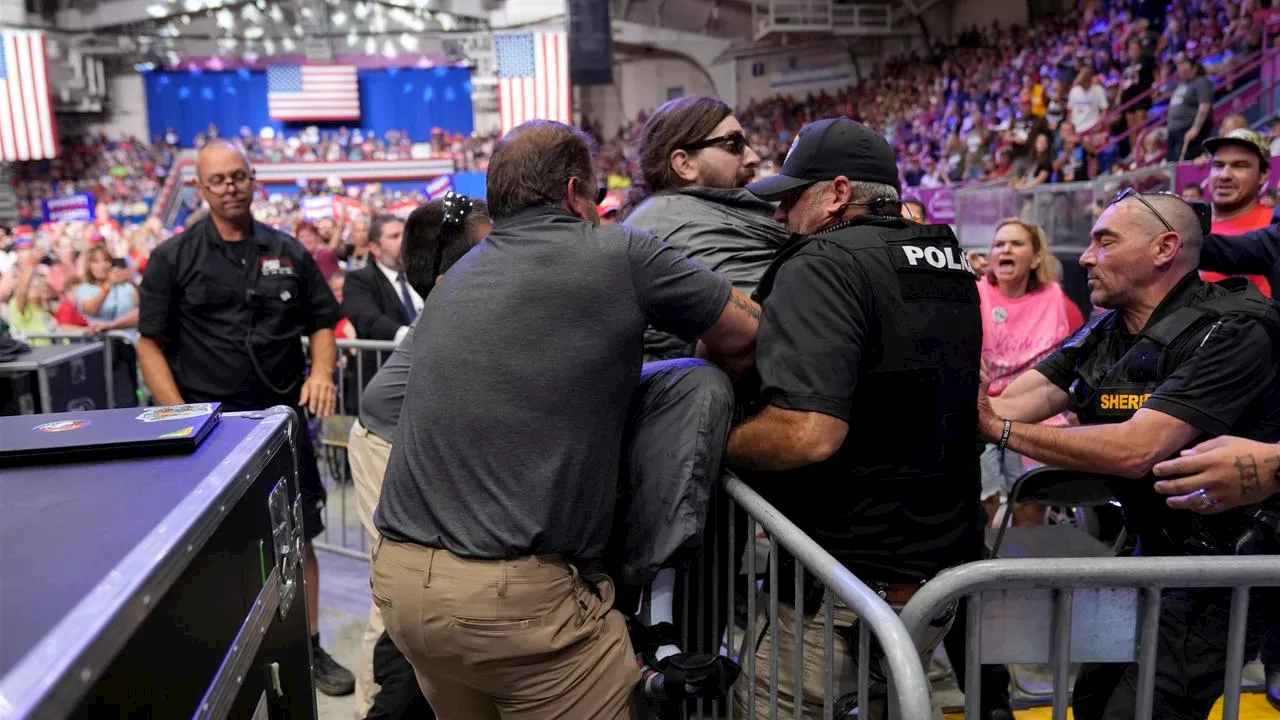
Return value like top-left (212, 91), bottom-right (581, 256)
top-left (1197, 489), bottom-right (1217, 508)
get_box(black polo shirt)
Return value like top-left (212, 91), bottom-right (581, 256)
top-left (1036, 272), bottom-right (1280, 549)
top-left (138, 217), bottom-right (340, 409)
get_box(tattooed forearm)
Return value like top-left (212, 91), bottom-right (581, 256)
top-left (1235, 453), bottom-right (1262, 498)
top-left (1265, 454), bottom-right (1280, 496)
top-left (730, 291), bottom-right (761, 321)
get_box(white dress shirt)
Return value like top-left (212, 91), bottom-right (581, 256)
top-left (376, 260), bottom-right (424, 345)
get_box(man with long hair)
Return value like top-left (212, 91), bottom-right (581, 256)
top-left (623, 96), bottom-right (787, 361)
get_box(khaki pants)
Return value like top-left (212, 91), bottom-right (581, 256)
top-left (347, 420), bottom-right (393, 719)
top-left (733, 593), bottom-right (949, 720)
top-left (371, 539), bottom-right (640, 720)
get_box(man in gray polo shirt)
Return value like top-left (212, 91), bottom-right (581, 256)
top-left (372, 120), bottom-right (759, 719)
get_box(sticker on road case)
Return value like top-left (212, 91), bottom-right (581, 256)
top-left (136, 403), bottom-right (215, 423)
top-left (159, 425), bottom-right (195, 439)
top-left (35, 419), bottom-right (89, 432)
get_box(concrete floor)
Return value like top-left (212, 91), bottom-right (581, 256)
top-left (314, 549), bottom-right (369, 720)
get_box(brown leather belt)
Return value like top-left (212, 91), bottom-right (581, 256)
top-left (872, 582), bottom-right (925, 605)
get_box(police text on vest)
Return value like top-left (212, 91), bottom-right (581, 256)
top-left (901, 245), bottom-right (974, 274)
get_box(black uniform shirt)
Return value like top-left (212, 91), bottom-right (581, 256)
top-left (751, 224), bottom-right (983, 584)
top-left (138, 217), bottom-right (341, 409)
top-left (1036, 273), bottom-right (1280, 550)
top-left (1037, 273), bottom-right (1280, 438)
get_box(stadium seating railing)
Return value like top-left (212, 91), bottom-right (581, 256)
top-left (1104, 47), bottom-right (1279, 159)
top-left (897, 556), bottom-right (1280, 720)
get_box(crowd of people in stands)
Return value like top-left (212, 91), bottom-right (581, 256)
top-left (12, 0), bottom-right (1279, 221)
top-left (4, 0), bottom-right (1280, 320)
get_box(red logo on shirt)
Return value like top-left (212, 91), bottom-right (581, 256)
top-left (260, 257), bottom-right (296, 277)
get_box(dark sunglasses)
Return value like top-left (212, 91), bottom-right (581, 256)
top-left (679, 131), bottom-right (749, 156)
top-left (1109, 187), bottom-right (1212, 236)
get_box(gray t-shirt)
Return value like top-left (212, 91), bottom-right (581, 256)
top-left (358, 320), bottom-right (416, 441)
top-left (1167, 76), bottom-right (1213, 132)
top-left (625, 186), bottom-right (786, 361)
top-left (373, 207), bottom-right (732, 560)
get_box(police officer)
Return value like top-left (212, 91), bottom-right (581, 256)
top-left (980, 190), bottom-right (1280, 719)
top-left (728, 117), bottom-right (984, 719)
top-left (136, 139), bottom-right (355, 696)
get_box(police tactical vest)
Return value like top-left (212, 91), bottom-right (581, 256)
top-left (754, 216), bottom-right (984, 573)
top-left (1058, 277), bottom-right (1280, 554)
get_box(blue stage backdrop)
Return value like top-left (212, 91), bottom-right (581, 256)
top-left (145, 66), bottom-right (474, 146)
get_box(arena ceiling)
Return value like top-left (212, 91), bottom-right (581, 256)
top-left (40, 0), bottom-right (943, 70)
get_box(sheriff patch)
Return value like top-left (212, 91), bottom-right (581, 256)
top-left (1097, 392), bottom-right (1152, 413)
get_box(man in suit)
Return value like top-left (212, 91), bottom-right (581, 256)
top-left (343, 214), bottom-right (421, 343)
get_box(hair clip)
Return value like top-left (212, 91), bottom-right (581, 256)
top-left (441, 190), bottom-right (473, 227)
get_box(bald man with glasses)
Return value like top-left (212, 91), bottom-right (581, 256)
top-left (977, 190), bottom-right (1280, 720)
top-left (137, 139), bottom-right (356, 697)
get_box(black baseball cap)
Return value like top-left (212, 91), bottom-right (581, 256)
top-left (746, 117), bottom-right (900, 201)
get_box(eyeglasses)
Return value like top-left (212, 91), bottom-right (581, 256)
top-left (679, 131), bottom-right (749, 156)
top-left (1109, 187), bottom-right (1212, 236)
top-left (1110, 187), bottom-right (1172, 233)
top-left (201, 170), bottom-right (253, 193)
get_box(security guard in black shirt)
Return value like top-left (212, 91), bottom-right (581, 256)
top-left (727, 117), bottom-right (983, 719)
top-left (982, 189), bottom-right (1280, 720)
top-left (136, 140), bottom-right (356, 696)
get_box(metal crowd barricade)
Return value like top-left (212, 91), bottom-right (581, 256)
top-left (897, 556), bottom-right (1280, 720)
top-left (11, 330), bottom-right (141, 409)
top-left (307, 337), bottom-right (399, 559)
top-left (668, 473), bottom-right (932, 720)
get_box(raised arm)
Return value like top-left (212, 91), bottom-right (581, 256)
top-left (1202, 224), bottom-right (1280, 275)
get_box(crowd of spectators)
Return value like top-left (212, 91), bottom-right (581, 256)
top-left (579, 0), bottom-right (1278, 192)
top-left (12, 135), bottom-right (175, 227)
top-left (8, 0), bottom-right (1280, 236)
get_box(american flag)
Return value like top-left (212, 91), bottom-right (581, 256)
top-left (425, 175), bottom-right (453, 200)
top-left (266, 65), bottom-right (360, 122)
top-left (0, 30), bottom-right (59, 161)
top-left (495, 32), bottom-right (571, 135)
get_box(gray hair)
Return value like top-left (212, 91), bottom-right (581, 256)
top-left (850, 181), bottom-right (900, 204)
top-left (809, 180), bottom-right (900, 209)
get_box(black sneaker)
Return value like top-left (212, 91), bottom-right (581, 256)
top-left (312, 644), bottom-right (355, 696)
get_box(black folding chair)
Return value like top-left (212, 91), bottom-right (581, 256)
top-left (987, 467), bottom-right (1123, 559)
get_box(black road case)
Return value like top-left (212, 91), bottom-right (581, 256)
top-left (0, 407), bottom-right (317, 719)
top-left (0, 342), bottom-right (108, 416)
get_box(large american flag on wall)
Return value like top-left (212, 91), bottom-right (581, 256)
top-left (495, 32), bottom-right (571, 135)
top-left (0, 30), bottom-right (59, 161)
top-left (267, 65), bottom-right (360, 122)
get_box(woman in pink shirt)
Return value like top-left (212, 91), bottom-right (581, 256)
top-left (978, 218), bottom-right (1085, 527)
